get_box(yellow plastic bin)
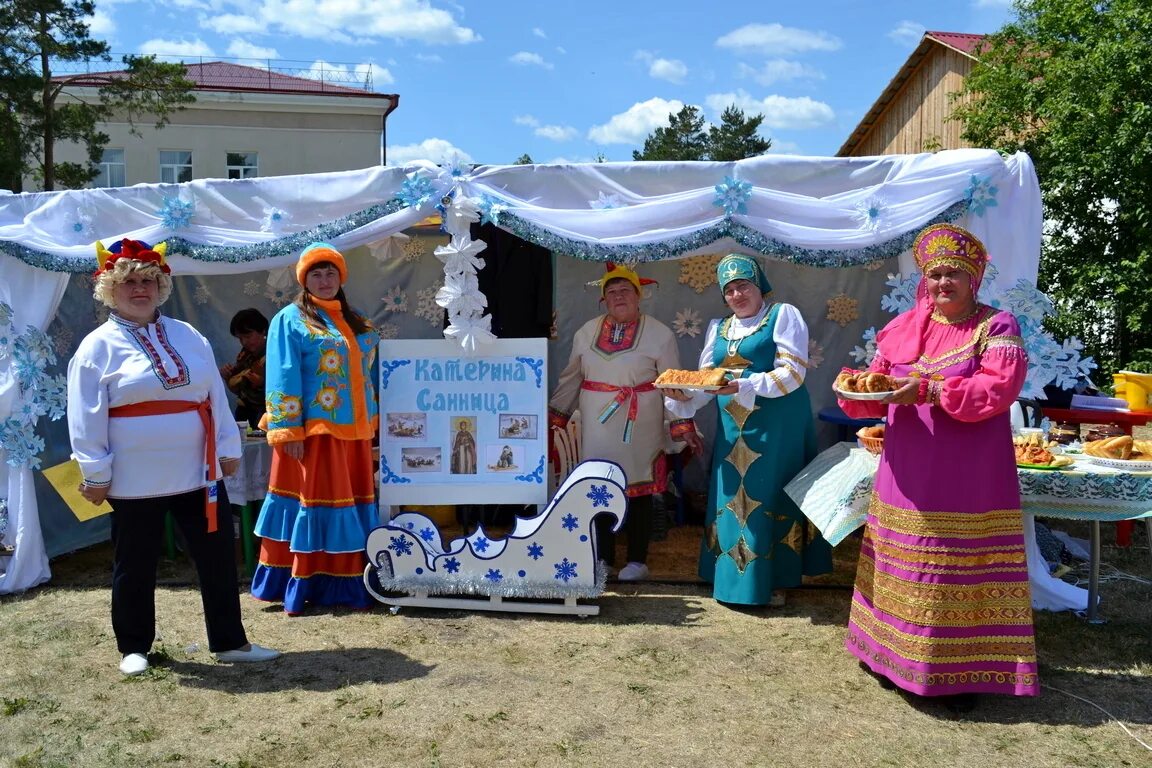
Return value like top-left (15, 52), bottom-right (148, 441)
top-left (1115, 371), bottom-right (1152, 413)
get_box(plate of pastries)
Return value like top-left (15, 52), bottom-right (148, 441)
top-left (833, 370), bottom-right (900, 401)
top-left (1082, 436), bottom-right (1152, 471)
top-left (654, 367), bottom-right (730, 391)
top-left (1013, 431), bottom-right (1075, 469)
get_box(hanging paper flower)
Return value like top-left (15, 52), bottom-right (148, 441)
top-left (243, 280), bottom-right (261, 296)
top-left (263, 268), bottom-right (295, 306)
top-left (852, 195), bottom-right (888, 233)
top-left (443, 314), bottom-right (496, 353)
top-left (443, 152), bottom-right (474, 178)
top-left (157, 195), bottom-right (195, 230)
top-left (589, 191), bottom-right (623, 210)
top-left (398, 174), bottom-right (437, 209)
top-left (672, 308), bottom-right (703, 338)
top-left (808, 338), bottom-right (825, 369)
top-left (378, 322), bottom-right (399, 340)
top-left (435, 271), bottom-right (486, 316)
top-left (402, 237), bottom-right (426, 263)
top-left (434, 235), bottom-right (487, 275)
top-left (261, 206), bottom-right (289, 233)
top-left (414, 285), bottom-right (444, 326)
top-left (442, 194), bottom-right (482, 234)
top-left (965, 174), bottom-right (999, 217)
top-left (712, 176), bottom-right (753, 217)
top-left (381, 286), bottom-right (409, 314)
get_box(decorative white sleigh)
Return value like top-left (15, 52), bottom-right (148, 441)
top-left (364, 459), bottom-right (627, 616)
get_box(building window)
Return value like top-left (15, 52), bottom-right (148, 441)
top-left (94, 148), bottom-right (125, 188)
top-left (159, 150), bottom-right (193, 183)
top-left (226, 152), bottom-right (258, 179)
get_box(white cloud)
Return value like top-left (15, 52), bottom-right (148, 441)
top-left (716, 23), bottom-right (841, 56)
top-left (704, 90), bottom-right (835, 130)
top-left (532, 27), bottom-right (547, 39)
top-left (415, 53), bottom-right (443, 63)
top-left (555, 46), bottom-right (567, 55)
top-left (255, 0), bottom-right (480, 45)
top-left (736, 59), bottom-right (823, 86)
top-left (887, 20), bottom-right (926, 48)
top-left (226, 40), bottom-right (281, 60)
top-left (588, 97), bottom-right (686, 145)
top-left (514, 115), bottom-right (540, 127)
top-left (535, 124), bottom-right (578, 142)
top-left (509, 51), bottom-right (553, 69)
top-left (201, 13), bottom-right (266, 36)
top-left (300, 60), bottom-right (388, 87)
top-left (138, 38), bottom-right (216, 58)
top-left (386, 138), bottom-right (474, 166)
top-left (649, 58), bottom-right (687, 84)
top-left (85, 8), bottom-right (115, 36)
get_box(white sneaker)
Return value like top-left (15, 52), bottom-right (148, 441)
top-left (213, 643), bottom-right (282, 663)
top-left (119, 653), bottom-right (149, 676)
top-left (617, 562), bottom-right (650, 581)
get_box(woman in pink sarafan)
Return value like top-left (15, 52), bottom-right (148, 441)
top-left (837, 223), bottom-right (1038, 711)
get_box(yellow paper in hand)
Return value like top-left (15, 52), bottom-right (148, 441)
top-left (41, 459), bottom-right (112, 521)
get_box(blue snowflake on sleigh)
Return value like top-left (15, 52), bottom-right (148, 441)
top-left (586, 484), bottom-right (614, 508)
top-left (388, 535), bottom-right (414, 557)
top-left (554, 558), bottom-right (579, 583)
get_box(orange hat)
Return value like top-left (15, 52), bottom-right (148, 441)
top-left (94, 239), bottom-right (170, 277)
top-left (598, 262), bottom-right (656, 296)
top-left (296, 242), bottom-right (348, 286)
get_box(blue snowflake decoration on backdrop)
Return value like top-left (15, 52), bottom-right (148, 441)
top-left (398, 174), bottom-right (437, 208)
top-left (419, 527), bottom-right (436, 542)
top-left (0, 304), bottom-right (68, 470)
top-left (965, 174), bottom-right (999, 217)
top-left (712, 176), bottom-right (753, 217)
top-left (880, 272), bottom-right (920, 315)
top-left (554, 558), bottom-right (579, 583)
top-left (852, 195), bottom-right (888, 233)
top-left (589, 191), bottom-right (623, 210)
top-left (157, 196), bottom-right (195, 230)
top-left (527, 542), bottom-right (544, 560)
top-left (561, 513), bottom-right (580, 531)
top-left (443, 557), bottom-right (461, 574)
top-left (473, 536), bottom-right (490, 553)
top-left (261, 206), bottom-right (289, 233)
top-left (586, 484), bottom-right (614, 508)
top-left (484, 568), bottom-right (504, 583)
top-left (851, 327), bottom-right (879, 366)
top-left (477, 195), bottom-right (509, 226)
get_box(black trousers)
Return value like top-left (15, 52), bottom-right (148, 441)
top-left (595, 494), bottom-right (653, 567)
top-left (108, 483), bottom-right (247, 655)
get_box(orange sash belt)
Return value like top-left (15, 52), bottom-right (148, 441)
top-left (108, 399), bottom-right (219, 532)
top-left (581, 379), bottom-right (655, 444)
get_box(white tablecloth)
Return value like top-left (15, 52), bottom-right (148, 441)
top-left (223, 438), bottom-right (272, 506)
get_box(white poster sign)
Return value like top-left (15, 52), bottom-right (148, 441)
top-left (377, 338), bottom-right (549, 507)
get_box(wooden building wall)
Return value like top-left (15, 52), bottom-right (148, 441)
top-left (843, 47), bottom-right (975, 157)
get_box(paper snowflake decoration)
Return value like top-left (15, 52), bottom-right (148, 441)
top-left (261, 207), bottom-right (289, 233)
top-left (850, 327), bottom-right (878, 366)
top-left (826, 293), bottom-right (859, 327)
top-left (881, 272), bottom-right (920, 315)
top-left (851, 195), bottom-right (888, 233)
top-left (243, 280), bottom-right (261, 296)
top-left (678, 254), bottom-right (723, 294)
top-left (378, 322), bottom-right (399, 340)
top-left (478, 195), bottom-right (509, 226)
top-left (263, 268), bottom-right (296, 306)
top-left (51, 327), bottom-right (73, 358)
top-left (381, 286), bottom-right (409, 314)
top-left (414, 285), bottom-right (443, 327)
top-left (398, 174), bottom-right (437, 209)
top-left (808, 338), bottom-right (824, 369)
top-left (67, 208), bottom-right (95, 238)
top-left (589, 191), bottom-right (623, 210)
top-left (965, 174), bottom-right (999, 217)
top-left (157, 195), bottom-right (194, 230)
top-left (402, 237), bottom-right (426, 263)
top-left (672, 307), bottom-right (703, 338)
top-left (712, 176), bottom-right (753, 217)
top-left (193, 285), bottom-right (211, 305)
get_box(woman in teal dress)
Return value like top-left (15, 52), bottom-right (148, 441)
top-left (667, 254), bottom-right (831, 605)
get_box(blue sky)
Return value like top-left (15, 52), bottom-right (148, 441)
top-left (86, 0), bottom-right (1016, 165)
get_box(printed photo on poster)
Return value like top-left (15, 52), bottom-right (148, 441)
top-left (486, 443), bottom-right (523, 472)
top-left (386, 412), bottom-right (427, 440)
top-left (498, 413), bottom-right (538, 440)
top-left (401, 447), bottom-right (441, 473)
top-left (450, 416), bottom-right (478, 475)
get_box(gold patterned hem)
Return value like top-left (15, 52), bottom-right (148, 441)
top-left (849, 604), bottom-right (1037, 665)
top-left (868, 496), bottom-right (1025, 539)
top-left (849, 635), bottom-right (1038, 690)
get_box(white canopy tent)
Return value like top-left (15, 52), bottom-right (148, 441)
top-left (0, 149), bottom-right (1045, 593)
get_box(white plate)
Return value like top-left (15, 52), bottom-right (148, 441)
top-left (833, 387), bottom-right (892, 401)
top-left (655, 382), bottom-right (725, 392)
top-left (1086, 455), bottom-right (1152, 472)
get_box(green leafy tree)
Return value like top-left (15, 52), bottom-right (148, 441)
top-left (707, 106), bottom-right (771, 161)
top-left (633, 104), bottom-right (771, 161)
top-left (0, 0), bottom-right (196, 191)
top-left (513, 153), bottom-right (533, 165)
top-left (954, 0), bottom-right (1152, 376)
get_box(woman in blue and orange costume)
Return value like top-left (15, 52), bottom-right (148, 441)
top-left (666, 253), bottom-right (832, 607)
top-left (550, 263), bottom-right (703, 582)
top-left (251, 242), bottom-right (380, 614)
top-left (67, 239), bottom-right (280, 675)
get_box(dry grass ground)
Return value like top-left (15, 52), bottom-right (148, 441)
top-left (1, 519), bottom-right (1149, 768)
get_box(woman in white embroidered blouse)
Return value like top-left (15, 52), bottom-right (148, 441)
top-left (67, 239), bottom-right (279, 676)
